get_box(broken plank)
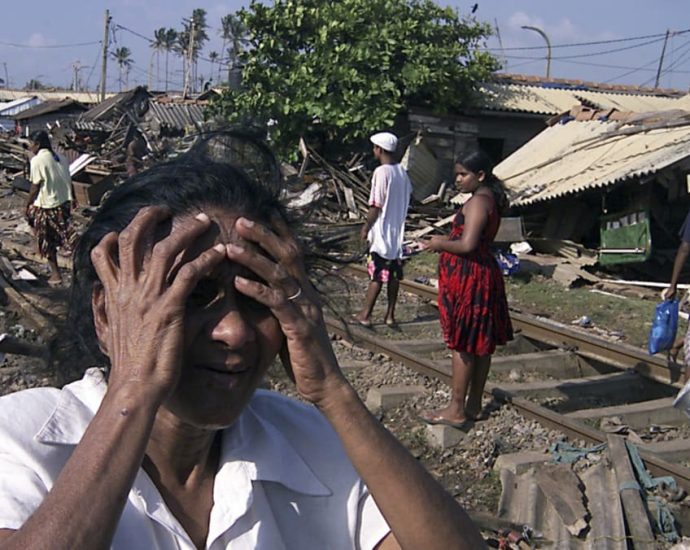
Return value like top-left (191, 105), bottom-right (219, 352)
top-left (534, 463), bottom-right (588, 536)
top-left (607, 434), bottom-right (655, 549)
top-left (0, 273), bottom-right (56, 340)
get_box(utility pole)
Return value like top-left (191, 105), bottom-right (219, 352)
top-left (2, 62), bottom-right (8, 89)
top-left (494, 18), bottom-right (507, 70)
top-left (183, 19), bottom-right (195, 97)
top-left (522, 25), bottom-right (552, 78)
top-left (100, 9), bottom-right (111, 101)
top-left (72, 61), bottom-right (86, 91)
top-left (654, 29), bottom-right (671, 89)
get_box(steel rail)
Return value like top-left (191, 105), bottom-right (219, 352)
top-left (337, 263), bottom-right (690, 491)
top-left (342, 264), bottom-right (684, 387)
top-left (324, 313), bottom-right (690, 492)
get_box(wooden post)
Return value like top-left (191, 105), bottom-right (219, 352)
top-left (607, 434), bottom-right (656, 549)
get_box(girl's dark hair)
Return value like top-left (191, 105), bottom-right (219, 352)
top-left (456, 149), bottom-right (510, 214)
top-left (66, 131), bottom-right (287, 380)
top-left (30, 130), bottom-right (60, 162)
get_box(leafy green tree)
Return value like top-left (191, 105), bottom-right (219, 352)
top-left (209, 0), bottom-right (497, 157)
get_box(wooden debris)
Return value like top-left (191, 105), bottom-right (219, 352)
top-left (607, 434), bottom-right (656, 549)
top-left (0, 334), bottom-right (47, 360)
top-left (534, 463), bottom-right (588, 536)
top-left (0, 272), bottom-right (56, 340)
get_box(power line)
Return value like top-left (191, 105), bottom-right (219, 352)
top-left (482, 28), bottom-right (690, 51)
top-left (498, 36), bottom-right (668, 62)
top-left (555, 57), bottom-right (690, 74)
top-left (603, 55), bottom-right (661, 83)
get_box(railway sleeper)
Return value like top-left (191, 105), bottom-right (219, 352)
top-left (566, 396), bottom-right (687, 430)
top-left (497, 371), bottom-right (676, 413)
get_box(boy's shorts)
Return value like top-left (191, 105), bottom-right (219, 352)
top-left (367, 252), bottom-right (403, 283)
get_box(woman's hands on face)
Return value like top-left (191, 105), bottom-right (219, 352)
top-left (90, 206), bottom-right (226, 404)
top-left (228, 214), bottom-right (347, 407)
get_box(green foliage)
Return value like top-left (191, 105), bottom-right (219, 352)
top-left (209, 0), bottom-right (498, 157)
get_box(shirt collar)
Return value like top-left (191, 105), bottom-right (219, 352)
top-left (34, 374), bottom-right (331, 498)
top-left (217, 395), bottom-right (331, 498)
top-left (34, 368), bottom-right (107, 445)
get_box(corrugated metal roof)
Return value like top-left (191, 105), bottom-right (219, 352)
top-left (13, 99), bottom-right (86, 120)
top-left (491, 114), bottom-right (690, 207)
top-left (478, 82), bottom-right (681, 116)
top-left (0, 96), bottom-right (40, 116)
top-left (0, 90), bottom-right (114, 104)
top-left (81, 87), bottom-right (149, 121)
top-left (145, 101), bottom-right (205, 130)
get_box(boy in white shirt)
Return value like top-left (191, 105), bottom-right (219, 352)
top-left (353, 132), bottom-right (412, 328)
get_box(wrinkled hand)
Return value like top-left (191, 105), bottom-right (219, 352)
top-left (228, 214), bottom-right (347, 406)
top-left (90, 206), bottom-right (225, 403)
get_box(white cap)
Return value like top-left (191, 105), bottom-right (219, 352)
top-left (370, 132), bottom-right (398, 153)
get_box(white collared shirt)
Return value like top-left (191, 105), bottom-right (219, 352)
top-left (0, 369), bottom-right (390, 549)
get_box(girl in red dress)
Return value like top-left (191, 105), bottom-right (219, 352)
top-left (420, 150), bottom-right (513, 428)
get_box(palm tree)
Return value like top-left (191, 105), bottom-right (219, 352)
top-left (219, 14), bottom-right (248, 84)
top-left (161, 28), bottom-right (177, 92)
top-left (111, 46), bottom-right (133, 91)
top-left (150, 28), bottom-right (167, 89)
top-left (218, 14), bottom-right (233, 82)
top-left (208, 51), bottom-right (219, 87)
top-left (179, 9), bottom-right (209, 95)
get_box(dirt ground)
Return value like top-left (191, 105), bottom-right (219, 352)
top-left (0, 179), bottom-right (687, 546)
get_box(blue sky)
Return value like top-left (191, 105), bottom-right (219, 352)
top-left (1, 0), bottom-right (689, 93)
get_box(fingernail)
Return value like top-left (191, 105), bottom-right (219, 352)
top-left (226, 243), bottom-right (243, 254)
top-left (213, 243), bottom-right (225, 253)
top-left (195, 212), bottom-right (210, 222)
top-left (235, 275), bottom-right (249, 285)
top-left (238, 218), bottom-right (254, 228)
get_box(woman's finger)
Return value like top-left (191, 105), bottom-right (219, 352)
top-left (166, 243), bottom-right (227, 304)
top-left (117, 206), bottom-right (171, 282)
top-left (90, 232), bottom-right (119, 289)
top-left (234, 217), bottom-right (303, 272)
top-left (226, 242), bottom-right (299, 301)
top-left (144, 212), bottom-right (212, 295)
top-left (233, 274), bottom-right (312, 325)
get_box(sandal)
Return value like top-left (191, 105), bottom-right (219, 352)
top-left (418, 411), bottom-right (473, 431)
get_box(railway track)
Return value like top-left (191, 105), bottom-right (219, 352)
top-left (329, 264), bottom-right (690, 495)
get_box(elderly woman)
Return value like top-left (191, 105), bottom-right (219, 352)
top-left (24, 130), bottom-right (76, 287)
top-left (0, 134), bottom-right (484, 549)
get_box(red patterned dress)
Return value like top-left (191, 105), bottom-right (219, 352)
top-left (438, 195), bottom-right (513, 356)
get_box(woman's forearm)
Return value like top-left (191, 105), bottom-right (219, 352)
top-left (1, 385), bottom-right (159, 550)
top-left (670, 242), bottom-right (690, 288)
top-left (438, 238), bottom-right (477, 256)
top-left (319, 383), bottom-right (485, 550)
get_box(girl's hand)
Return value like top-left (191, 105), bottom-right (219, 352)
top-left (90, 206), bottom-right (226, 403)
top-left (228, 214), bottom-right (347, 407)
top-left (419, 235), bottom-right (448, 253)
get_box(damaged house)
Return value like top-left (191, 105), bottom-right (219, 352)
top-left (493, 98), bottom-right (690, 274)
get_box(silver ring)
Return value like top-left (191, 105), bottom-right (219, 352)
top-left (287, 287), bottom-right (302, 301)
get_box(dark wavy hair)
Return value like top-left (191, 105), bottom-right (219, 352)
top-left (30, 130), bottom-right (60, 162)
top-left (456, 149), bottom-right (509, 214)
top-left (65, 131), bottom-right (289, 381)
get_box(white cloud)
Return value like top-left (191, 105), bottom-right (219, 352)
top-left (26, 33), bottom-right (53, 48)
top-left (504, 11), bottom-right (617, 46)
